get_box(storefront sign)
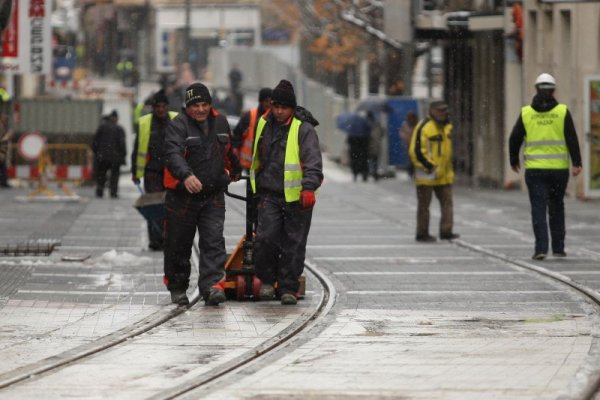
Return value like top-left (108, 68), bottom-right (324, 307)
top-left (0, 0), bottom-right (52, 74)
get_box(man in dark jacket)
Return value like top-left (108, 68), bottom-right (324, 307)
top-left (92, 110), bottom-right (126, 198)
top-left (250, 79), bottom-right (323, 305)
top-left (131, 90), bottom-right (177, 250)
top-left (509, 73), bottom-right (582, 260)
top-left (163, 82), bottom-right (241, 306)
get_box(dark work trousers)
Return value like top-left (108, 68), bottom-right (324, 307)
top-left (144, 170), bottom-right (165, 248)
top-left (348, 137), bottom-right (369, 182)
top-left (94, 160), bottom-right (121, 198)
top-left (254, 193), bottom-right (313, 296)
top-left (524, 169), bottom-right (569, 254)
top-left (416, 184), bottom-right (453, 237)
top-left (163, 190), bottom-right (226, 298)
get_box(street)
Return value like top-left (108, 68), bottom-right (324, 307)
top-left (0, 160), bottom-right (599, 399)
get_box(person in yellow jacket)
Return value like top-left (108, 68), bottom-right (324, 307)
top-left (409, 100), bottom-right (459, 242)
top-left (131, 90), bottom-right (177, 250)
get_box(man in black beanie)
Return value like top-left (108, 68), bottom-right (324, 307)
top-left (249, 79), bottom-right (323, 305)
top-left (233, 87), bottom-right (272, 169)
top-left (162, 82), bottom-right (241, 306)
top-left (131, 89), bottom-right (178, 250)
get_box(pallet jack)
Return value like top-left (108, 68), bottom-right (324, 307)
top-left (223, 176), bottom-right (305, 301)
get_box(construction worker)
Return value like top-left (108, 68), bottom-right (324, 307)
top-left (409, 100), bottom-right (460, 242)
top-left (131, 90), bottom-right (177, 251)
top-left (250, 79), bottom-right (323, 305)
top-left (163, 83), bottom-right (241, 306)
top-left (509, 73), bottom-right (582, 260)
top-left (233, 88), bottom-right (272, 170)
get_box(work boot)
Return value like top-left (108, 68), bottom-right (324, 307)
top-left (415, 234), bottom-right (436, 242)
top-left (532, 252), bottom-right (547, 261)
top-left (553, 251), bottom-right (567, 258)
top-left (440, 233), bottom-right (460, 240)
top-left (170, 290), bottom-right (189, 306)
top-left (205, 286), bottom-right (226, 306)
top-left (280, 293), bottom-right (298, 305)
top-left (259, 283), bottom-right (275, 301)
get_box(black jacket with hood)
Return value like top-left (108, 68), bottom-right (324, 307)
top-left (254, 106), bottom-right (323, 196)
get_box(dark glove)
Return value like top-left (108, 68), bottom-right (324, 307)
top-left (132, 176), bottom-right (140, 185)
top-left (299, 190), bottom-right (316, 209)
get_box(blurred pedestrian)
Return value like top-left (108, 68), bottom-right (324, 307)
top-left (233, 87), bottom-right (272, 170)
top-left (228, 64), bottom-right (243, 115)
top-left (409, 101), bottom-right (459, 242)
top-left (92, 110), bottom-right (126, 198)
top-left (399, 111), bottom-right (419, 178)
top-left (347, 119), bottom-right (370, 182)
top-left (509, 73), bottom-right (582, 260)
top-left (162, 82), bottom-right (241, 306)
top-left (0, 111), bottom-right (14, 189)
top-left (367, 111), bottom-right (384, 181)
top-left (131, 90), bottom-right (178, 251)
top-left (250, 79), bottom-right (323, 305)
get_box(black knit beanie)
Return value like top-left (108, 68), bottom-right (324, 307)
top-left (184, 83), bottom-right (212, 107)
top-left (258, 87), bottom-right (272, 102)
top-left (271, 80), bottom-right (296, 108)
top-left (152, 89), bottom-right (169, 105)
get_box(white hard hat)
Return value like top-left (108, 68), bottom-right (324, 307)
top-left (535, 73), bottom-right (556, 89)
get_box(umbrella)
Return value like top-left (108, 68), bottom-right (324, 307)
top-left (133, 184), bottom-right (166, 222)
top-left (336, 112), bottom-right (370, 137)
top-left (355, 98), bottom-right (393, 114)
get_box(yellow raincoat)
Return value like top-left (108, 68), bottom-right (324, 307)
top-left (408, 118), bottom-right (455, 186)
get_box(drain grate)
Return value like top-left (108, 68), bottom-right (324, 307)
top-left (0, 238), bottom-right (62, 256)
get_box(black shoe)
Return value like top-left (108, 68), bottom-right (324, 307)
top-left (280, 293), bottom-right (298, 305)
top-left (205, 287), bottom-right (226, 306)
top-left (440, 233), bottom-right (460, 240)
top-left (416, 235), bottom-right (437, 242)
top-left (170, 290), bottom-right (189, 305)
top-left (553, 251), bottom-right (567, 258)
top-left (532, 253), bottom-right (547, 261)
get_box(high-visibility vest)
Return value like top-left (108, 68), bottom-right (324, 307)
top-left (239, 108), bottom-right (258, 169)
top-left (522, 104), bottom-right (569, 169)
top-left (0, 88), bottom-right (10, 102)
top-left (250, 116), bottom-right (303, 202)
top-left (135, 111), bottom-right (178, 178)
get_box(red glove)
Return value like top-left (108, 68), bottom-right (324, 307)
top-left (300, 190), bottom-right (316, 208)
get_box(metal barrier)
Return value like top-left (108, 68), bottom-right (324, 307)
top-left (6, 143), bottom-right (93, 198)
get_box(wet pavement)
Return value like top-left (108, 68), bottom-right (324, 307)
top-left (1, 160), bottom-right (600, 399)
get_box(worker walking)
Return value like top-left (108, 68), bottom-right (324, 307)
top-left (509, 73), bottom-right (582, 260)
top-left (250, 79), bottom-right (323, 305)
top-left (408, 101), bottom-right (459, 242)
top-left (131, 90), bottom-right (177, 251)
top-left (163, 83), bottom-right (241, 306)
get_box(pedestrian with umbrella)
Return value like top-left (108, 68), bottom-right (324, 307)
top-left (337, 112), bottom-right (371, 182)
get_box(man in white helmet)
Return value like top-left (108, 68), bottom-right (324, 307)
top-left (509, 73), bottom-right (582, 260)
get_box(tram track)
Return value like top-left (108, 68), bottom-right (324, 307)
top-left (0, 240), bottom-right (335, 398)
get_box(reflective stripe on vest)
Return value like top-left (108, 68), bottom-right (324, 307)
top-left (135, 111), bottom-right (178, 178)
top-left (239, 108), bottom-right (258, 169)
top-left (250, 116), bottom-right (303, 202)
top-left (522, 104), bottom-right (569, 169)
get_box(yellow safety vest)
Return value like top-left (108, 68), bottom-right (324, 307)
top-left (250, 116), bottom-right (303, 202)
top-left (135, 111), bottom-right (178, 178)
top-left (522, 104), bottom-right (569, 169)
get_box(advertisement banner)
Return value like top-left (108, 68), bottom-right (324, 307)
top-left (0, 0), bottom-right (52, 74)
top-left (586, 77), bottom-right (600, 197)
